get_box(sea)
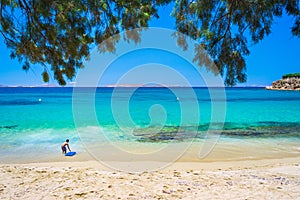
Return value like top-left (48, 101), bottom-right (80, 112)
top-left (0, 87), bottom-right (300, 165)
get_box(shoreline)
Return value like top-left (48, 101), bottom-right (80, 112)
top-left (1, 157), bottom-right (300, 199)
top-left (1, 156), bottom-right (300, 171)
top-left (1, 138), bottom-right (299, 165)
top-left (265, 86), bottom-right (300, 91)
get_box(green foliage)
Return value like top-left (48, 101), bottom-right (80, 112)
top-left (42, 70), bottom-right (49, 83)
top-left (0, 0), bottom-right (299, 86)
top-left (282, 73), bottom-right (300, 79)
top-left (0, 0), bottom-right (170, 85)
top-left (172, 0), bottom-right (300, 85)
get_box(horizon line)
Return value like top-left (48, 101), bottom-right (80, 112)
top-left (0, 85), bottom-right (267, 88)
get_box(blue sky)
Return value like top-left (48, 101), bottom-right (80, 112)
top-left (0, 5), bottom-right (299, 87)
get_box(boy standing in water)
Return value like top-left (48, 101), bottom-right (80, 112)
top-left (61, 139), bottom-right (71, 154)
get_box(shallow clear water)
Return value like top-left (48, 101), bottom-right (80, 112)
top-left (0, 87), bottom-right (299, 163)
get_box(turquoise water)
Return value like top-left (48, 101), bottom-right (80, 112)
top-left (0, 87), bottom-right (300, 162)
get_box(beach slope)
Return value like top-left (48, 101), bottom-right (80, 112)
top-left (1, 158), bottom-right (300, 199)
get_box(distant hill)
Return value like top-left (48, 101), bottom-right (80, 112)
top-left (266, 73), bottom-right (300, 91)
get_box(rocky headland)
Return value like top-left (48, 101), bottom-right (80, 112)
top-left (266, 74), bottom-right (300, 91)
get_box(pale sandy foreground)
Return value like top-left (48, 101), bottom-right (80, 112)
top-left (1, 158), bottom-right (300, 200)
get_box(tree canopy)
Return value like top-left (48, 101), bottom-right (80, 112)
top-left (0, 0), bottom-right (299, 86)
top-left (282, 72), bottom-right (300, 79)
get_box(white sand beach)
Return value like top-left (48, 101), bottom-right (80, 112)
top-left (1, 157), bottom-right (300, 199)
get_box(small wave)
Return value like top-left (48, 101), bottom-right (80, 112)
top-left (0, 125), bottom-right (18, 129)
top-left (0, 99), bottom-right (41, 106)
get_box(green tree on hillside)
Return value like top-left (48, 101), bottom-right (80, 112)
top-left (0, 0), bottom-right (299, 85)
top-left (282, 72), bottom-right (300, 79)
